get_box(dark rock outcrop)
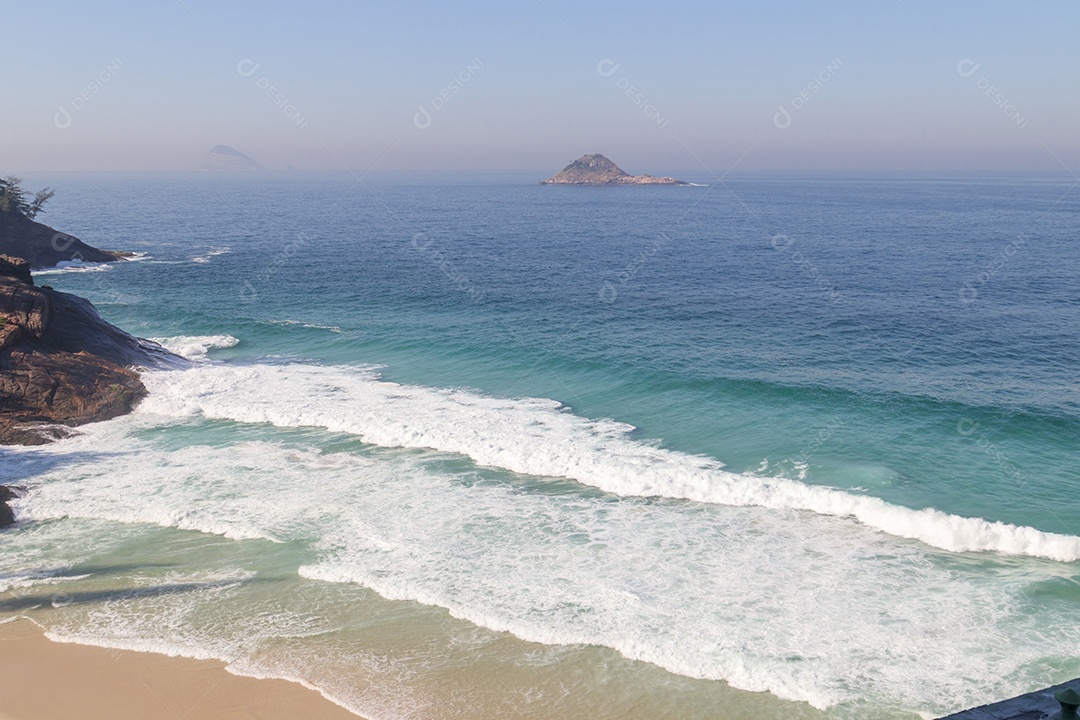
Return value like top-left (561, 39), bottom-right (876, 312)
top-left (541, 154), bottom-right (688, 185)
top-left (0, 210), bottom-right (130, 270)
top-left (0, 254), bottom-right (181, 445)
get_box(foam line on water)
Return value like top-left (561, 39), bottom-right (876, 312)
top-left (33, 261), bottom-right (113, 275)
top-left (138, 363), bottom-right (1080, 562)
top-left (265, 319), bottom-right (346, 334)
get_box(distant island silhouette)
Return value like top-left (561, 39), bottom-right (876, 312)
top-left (202, 145), bottom-right (265, 172)
top-left (541, 154), bottom-right (687, 185)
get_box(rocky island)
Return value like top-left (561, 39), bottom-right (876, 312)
top-left (541, 154), bottom-right (688, 185)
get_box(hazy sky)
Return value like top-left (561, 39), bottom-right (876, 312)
top-left (4, 1), bottom-right (1078, 173)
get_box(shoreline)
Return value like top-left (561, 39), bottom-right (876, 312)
top-left (0, 619), bottom-right (363, 720)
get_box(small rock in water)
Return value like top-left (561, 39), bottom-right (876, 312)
top-left (0, 485), bottom-right (24, 528)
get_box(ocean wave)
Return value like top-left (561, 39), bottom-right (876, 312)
top-left (148, 335), bottom-right (240, 361)
top-left (137, 362), bottom-right (1080, 562)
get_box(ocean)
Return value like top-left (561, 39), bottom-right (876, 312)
top-left (2, 171), bottom-right (1078, 719)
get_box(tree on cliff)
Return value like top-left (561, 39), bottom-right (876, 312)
top-left (0, 177), bottom-right (54, 220)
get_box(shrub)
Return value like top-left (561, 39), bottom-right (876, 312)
top-left (0, 177), bottom-right (54, 220)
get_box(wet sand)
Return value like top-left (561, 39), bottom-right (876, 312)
top-left (0, 620), bottom-right (362, 720)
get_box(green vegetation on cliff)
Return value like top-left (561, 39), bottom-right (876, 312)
top-left (0, 177), bottom-right (54, 220)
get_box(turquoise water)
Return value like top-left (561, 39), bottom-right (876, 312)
top-left (2, 172), bottom-right (1078, 718)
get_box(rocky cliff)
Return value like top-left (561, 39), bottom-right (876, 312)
top-left (541, 154), bottom-right (688, 185)
top-left (0, 254), bottom-right (181, 447)
top-left (0, 209), bottom-right (130, 269)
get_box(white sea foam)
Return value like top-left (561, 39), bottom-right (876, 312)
top-left (266, 319), bottom-right (345, 334)
top-left (34, 260), bottom-right (113, 275)
top-left (9, 432), bottom-right (1079, 715)
top-left (137, 362), bottom-right (1080, 562)
top-left (34, 252), bottom-right (147, 274)
top-left (149, 335), bottom-right (240, 361)
top-left (192, 247), bottom-right (231, 264)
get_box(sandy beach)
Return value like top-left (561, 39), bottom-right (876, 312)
top-left (0, 620), bottom-right (361, 720)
